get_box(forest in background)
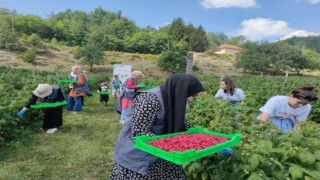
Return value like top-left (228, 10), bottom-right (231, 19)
top-left (1, 7), bottom-right (320, 75)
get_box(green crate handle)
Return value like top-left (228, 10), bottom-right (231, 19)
top-left (57, 79), bottom-right (78, 83)
top-left (138, 84), bottom-right (155, 89)
top-left (30, 101), bottom-right (68, 109)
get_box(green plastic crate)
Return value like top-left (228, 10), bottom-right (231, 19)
top-left (133, 127), bottom-right (241, 164)
top-left (56, 79), bottom-right (78, 83)
top-left (99, 92), bottom-right (110, 95)
top-left (30, 101), bottom-right (68, 109)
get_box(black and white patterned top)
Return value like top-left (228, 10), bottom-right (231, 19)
top-left (109, 92), bottom-right (186, 180)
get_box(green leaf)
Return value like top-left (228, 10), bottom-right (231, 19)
top-left (247, 172), bottom-right (264, 180)
top-left (309, 170), bottom-right (320, 179)
top-left (201, 172), bottom-right (208, 180)
top-left (248, 154), bottom-right (260, 170)
top-left (315, 162), bottom-right (320, 171)
top-left (314, 150), bottom-right (320, 160)
top-left (289, 164), bottom-right (303, 179)
top-left (298, 152), bottom-right (316, 164)
top-left (272, 159), bottom-right (285, 170)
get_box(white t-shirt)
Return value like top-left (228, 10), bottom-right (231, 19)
top-left (259, 96), bottom-right (311, 122)
top-left (214, 88), bottom-right (245, 102)
top-left (258, 96), bottom-right (311, 133)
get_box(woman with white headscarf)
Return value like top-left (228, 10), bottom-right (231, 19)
top-left (119, 71), bottom-right (145, 124)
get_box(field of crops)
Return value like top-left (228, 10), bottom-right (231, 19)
top-left (1, 66), bottom-right (320, 179)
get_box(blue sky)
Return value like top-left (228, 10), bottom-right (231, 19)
top-left (1, 0), bottom-right (319, 41)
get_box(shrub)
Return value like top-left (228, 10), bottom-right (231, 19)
top-left (157, 51), bottom-right (186, 73)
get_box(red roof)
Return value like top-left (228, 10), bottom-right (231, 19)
top-left (218, 44), bottom-right (242, 50)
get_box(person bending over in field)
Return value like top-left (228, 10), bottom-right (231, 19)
top-left (17, 84), bottom-right (65, 133)
top-left (214, 76), bottom-right (245, 106)
top-left (257, 84), bottom-right (318, 134)
top-left (109, 73), bottom-right (204, 180)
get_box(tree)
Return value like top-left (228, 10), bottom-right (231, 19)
top-left (25, 33), bottom-right (42, 50)
top-left (235, 41), bottom-right (315, 75)
top-left (302, 48), bottom-right (320, 69)
top-left (150, 28), bottom-right (170, 54)
top-left (157, 51), bottom-right (186, 73)
top-left (206, 32), bottom-right (228, 50)
top-left (235, 41), bottom-right (268, 73)
top-left (110, 18), bottom-right (137, 40)
top-left (169, 18), bottom-right (185, 42)
top-left (0, 9), bottom-right (17, 49)
top-left (191, 25), bottom-right (208, 52)
top-left (225, 35), bottom-right (245, 46)
top-left (280, 45), bottom-right (315, 75)
top-left (74, 43), bottom-right (104, 71)
top-left (124, 29), bottom-right (152, 53)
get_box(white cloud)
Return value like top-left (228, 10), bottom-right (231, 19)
top-left (308, 0), bottom-right (320, 4)
top-left (200, 0), bottom-right (256, 8)
top-left (236, 18), bottom-right (295, 41)
top-left (279, 30), bottom-right (320, 40)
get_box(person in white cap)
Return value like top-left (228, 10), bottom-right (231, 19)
top-left (17, 84), bottom-right (66, 133)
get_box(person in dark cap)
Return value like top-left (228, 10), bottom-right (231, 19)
top-left (110, 73), bottom-right (205, 179)
top-left (17, 84), bottom-right (65, 133)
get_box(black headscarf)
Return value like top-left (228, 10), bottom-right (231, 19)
top-left (159, 73), bottom-right (204, 134)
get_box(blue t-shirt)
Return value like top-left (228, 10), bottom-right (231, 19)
top-left (215, 88), bottom-right (245, 103)
top-left (258, 96), bottom-right (311, 133)
top-left (112, 79), bottom-right (122, 89)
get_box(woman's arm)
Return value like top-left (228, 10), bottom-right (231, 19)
top-left (130, 92), bottom-right (160, 137)
top-left (24, 94), bottom-right (38, 109)
top-left (293, 121), bottom-right (303, 130)
top-left (126, 78), bottom-right (139, 89)
top-left (259, 112), bottom-right (270, 122)
top-left (214, 89), bottom-right (223, 98)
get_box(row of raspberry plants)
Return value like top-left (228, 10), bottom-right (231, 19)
top-left (184, 75), bottom-right (320, 179)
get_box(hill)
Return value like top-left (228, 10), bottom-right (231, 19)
top-left (0, 47), bottom-right (242, 78)
top-left (284, 35), bottom-right (320, 53)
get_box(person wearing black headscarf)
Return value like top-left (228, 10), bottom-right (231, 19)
top-left (110, 73), bottom-right (204, 180)
top-left (160, 73), bottom-right (204, 133)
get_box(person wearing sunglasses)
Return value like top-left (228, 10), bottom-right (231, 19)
top-left (257, 84), bottom-right (318, 134)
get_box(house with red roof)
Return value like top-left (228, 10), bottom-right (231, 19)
top-left (215, 44), bottom-right (242, 55)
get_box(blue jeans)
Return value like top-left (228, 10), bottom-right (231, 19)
top-left (120, 108), bottom-right (128, 122)
top-left (256, 116), bottom-right (295, 134)
top-left (67, 96), bottom-right (83, 112)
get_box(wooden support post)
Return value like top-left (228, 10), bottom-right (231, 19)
top-left (186, 52), bottom-right (193, 74)
top-left (285, 71), bottom-right (288, 84)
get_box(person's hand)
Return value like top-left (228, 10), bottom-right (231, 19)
top-left (17, 109), bottom-right (26, 117)
top-left (138, 84), bottom-right (145, 88)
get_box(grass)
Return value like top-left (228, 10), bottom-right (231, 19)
top-left (0, 94), bottom-right (121, 179)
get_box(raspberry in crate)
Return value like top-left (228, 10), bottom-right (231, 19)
top-left (133, 128), bottom-right (241, 164)
top-left (148, 133), bottom-right (230, 152)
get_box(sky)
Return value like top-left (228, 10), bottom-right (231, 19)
top-left (1, 0), bottom-right (319, 42)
